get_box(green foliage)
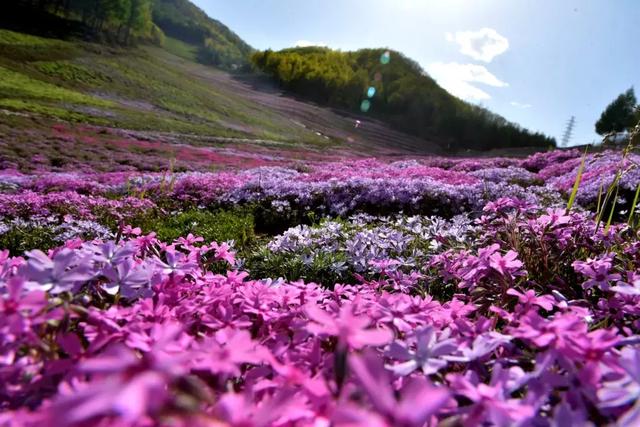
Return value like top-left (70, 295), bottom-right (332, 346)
top-left (0, 208), bottom-right (256, 255)
top-left (0, 65), bottom-right (112, 106)
top-left (163, 36), bottom-right (198, 61)
top-left (566, 149), bottom-right (587, 212)
top-left (14, 0), bottom-right (158, 45)
top-left (134, 208), bottom-right (256, 249)
top-left (0, 29), bottom-right (328, 145)
top-left (152, 0), bottom-right (253, 70)
top-left (0, 99), bottom-right (105, 123)
top-left (247, 246), bottom-right (349, 286)
top-left (251, 47), bottom-right (556, 151)
top-left (0, 29), bottom-right (78, 61)
top-left (34, 61), bottom-right (110, 85)
top-left (0, 226), bottom-right (57, 255)
top-left (595, 87), bottom-right (638, 135)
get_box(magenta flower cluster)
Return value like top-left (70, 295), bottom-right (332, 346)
top-left (0, 149), bottom-right (633, 225)
top-left (0, 198), bottom-right (639, 426)
top-left (2, 147), bottom-right (640, 426)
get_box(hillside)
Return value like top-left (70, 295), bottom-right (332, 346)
top-left (252, 47), bottom-right (556, 151)
top-left (152, 0), bottom-right (253, 70)
top-left (0, 28), bottom-right (450, 172)
top-left (4, 0), bottom-right (252, 71)
top-left (0, 0), bottom-right (554, 164)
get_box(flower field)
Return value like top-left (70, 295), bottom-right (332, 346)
top-left (2, 148), bottom-right (640, 426)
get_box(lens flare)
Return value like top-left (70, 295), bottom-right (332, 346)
top-left (360, 99), bottom-right (371, 112)
top-left (367, 86), bottom-right (376, 98)
top-left (380, 51), bottom-right (391, 65)
top-left (374, 72), bottom-right (382, 82)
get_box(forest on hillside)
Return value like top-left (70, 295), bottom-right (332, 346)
top-left (9, 0), bottom-right (163, 44)
top-left (152, 0), bottom-right (253, 69)
top-left (7, 0), bottom-right (252, 70)
top-left (252, 47), bottom-right (557, 151)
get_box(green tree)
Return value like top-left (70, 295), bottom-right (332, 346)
top-left (595, 88), bottom-right (638, 135)
top-left (124, 0), bottom-right (152, 44)
top-left (251, 46), bottom-right (556, 151)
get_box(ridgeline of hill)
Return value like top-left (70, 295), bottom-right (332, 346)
top-left (252, 47), bottom-right (556, 151)
top-left (0, 0), bottom-right (556, 155)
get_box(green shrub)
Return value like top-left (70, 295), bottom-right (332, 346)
top-left (135, 208), bottom-right (256, 248)
top-left (0, 226), bottom-right (57, 255)
top-left (246, 247), bottom-right (349, 286)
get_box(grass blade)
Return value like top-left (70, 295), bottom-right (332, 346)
top-left (628, 183), bottom-right (640, 226)
top-left (596, 182), bottom-right (604, 218)
top-left (567, 148), bottom-right (587, 212)
top-left (605, 185), bottom-right (620, 233)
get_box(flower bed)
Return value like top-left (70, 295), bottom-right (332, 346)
top-left (2, 149), bottom-right (640, 426)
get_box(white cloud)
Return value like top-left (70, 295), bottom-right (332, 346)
top-left (445, 28), bottom-right (509, 63)
top-left (294, 40), bottom-right (327, 47)
top-left (510, 101), bottom-right (532, 109)
top-left (426, 62), bottom-right (508, 101)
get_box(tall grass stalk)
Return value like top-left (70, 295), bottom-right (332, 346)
top-left (628, 183), bottom-right (640, 226)
top-left (597, 118), bottom-right (640, 231)
top-left (566, 148), bottom-right (587, 212)
top-left (605, 185), bottom-right (619, 234)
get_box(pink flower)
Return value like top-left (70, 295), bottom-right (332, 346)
top-left (489, 250), bottom-right (524, 278)
top-left (121, 225), bottom-right (141, 236)
top-left (348, 350), bottom-right (450, 427)
top-left (305, 303), bottom-right (393, 350)
top-left (192, 328), bottom-right (271, 376)
top-left (506, 288), bottom-right (555, 311)
top-left (211, 242), bottom-right (236, 266)
top-left (176, 233), bottom-right (204, 247)
top-left (46, 322), bottom-right (190, 426)
top-left (537, 208), bottom-right (572, 228)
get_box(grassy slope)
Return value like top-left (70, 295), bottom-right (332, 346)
top-left (0, 30), bottom-right (331, 146)
top-left (0, 28), bottom-right (452, 174)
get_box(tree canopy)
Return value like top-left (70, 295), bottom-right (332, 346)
top-left (252, 47), bottom-right (555, 151)
top-left (595, 88), bottom-right (639, 135)
top-left (12, 0), bottom-right (161, 45)
top-left (10, 0), bottom-right (253, 70)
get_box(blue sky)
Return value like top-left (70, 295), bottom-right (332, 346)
top-left (192, 0), bottom-right (639, 146)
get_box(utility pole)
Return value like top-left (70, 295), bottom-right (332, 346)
top-left (561, 116), bottom-right (576, 147)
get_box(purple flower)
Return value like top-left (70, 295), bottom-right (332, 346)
top-left (23, 249), bottom-right (94, 294)
top-left (599, 347), bottom-right (640, 409)
top-left (572, 254), bottom-right (621, 290)
top-left (447, 365), bottom-right (535, 427)
top-left (49, 346), bottom-right (168, 425)
top-left (192, 328), bottom-right (271, 376)
top-left (101, 259), bottom-right (151, 299)
top-left (154, 249), bottom-right (198, 276)
top-left (385, 326), bottom-right (457, 376)
top-left (444, 332), bottom-right (512, 362)
top-left (611, 271), bottom-right (640, 295)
